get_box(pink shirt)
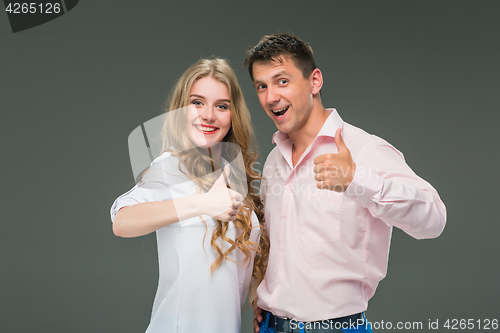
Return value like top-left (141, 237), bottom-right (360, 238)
top-left (256, 109), bottom-right (446, 322)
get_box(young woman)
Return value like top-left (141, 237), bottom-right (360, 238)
top-left (110, 58), bottom-right (268, 333)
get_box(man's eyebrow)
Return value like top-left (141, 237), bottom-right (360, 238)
top-left (253, 71), bottom-right (290, 85)
top-left (272, 70), bottom-right (290, 79)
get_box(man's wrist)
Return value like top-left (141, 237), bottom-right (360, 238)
top-left (344, 165), bottom-right (381, 206)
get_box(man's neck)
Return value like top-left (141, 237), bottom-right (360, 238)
top-left (289, 105), bottom-right (330, 154)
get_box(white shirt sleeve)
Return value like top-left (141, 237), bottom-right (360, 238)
top-left (110, 155), bottom-right (174, 222)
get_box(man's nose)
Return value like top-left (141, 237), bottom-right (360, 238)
top-left (266, 87), bottom-right (280, 105)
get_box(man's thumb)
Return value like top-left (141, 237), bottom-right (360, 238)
top-left (335, 128), bottom-right (348, 153)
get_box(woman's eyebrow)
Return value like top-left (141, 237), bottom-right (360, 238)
top-left (190, 95), bottom-right (230, 103)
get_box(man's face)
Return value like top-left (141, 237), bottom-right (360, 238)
top-left (252, 56), bottom-right (315, 135)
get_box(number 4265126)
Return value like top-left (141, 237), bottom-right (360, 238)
top-left (443, 319), bottom-right (498, 330)
top-left (5, 3), bottom-right (62, 14)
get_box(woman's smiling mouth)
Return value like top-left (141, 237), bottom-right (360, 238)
top-left (194, 124), bottom-right (219, 134)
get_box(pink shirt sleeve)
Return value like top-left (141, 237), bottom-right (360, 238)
top-left (345, 141), bottom-right (446, 239)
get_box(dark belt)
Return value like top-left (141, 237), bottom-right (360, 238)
top-left (262, 310), bottom-right (364, 333)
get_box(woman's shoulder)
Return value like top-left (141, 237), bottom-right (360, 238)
top-left (151, 151), bottom-right (174, 164)
top-left (149, 151), bottom-right (181, 171)
top-left (144, 151), bottom-right (190, 185)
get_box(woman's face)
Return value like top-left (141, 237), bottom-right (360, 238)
top-left (186, 76), bottom-right (232, 149)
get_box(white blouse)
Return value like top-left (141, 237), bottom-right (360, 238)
top-left (110, 152), bottom-right (260, 333)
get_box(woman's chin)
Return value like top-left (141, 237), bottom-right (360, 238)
top-left (191, 140), bottom-right (221, 150)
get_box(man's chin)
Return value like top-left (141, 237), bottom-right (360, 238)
top-left (275, 124), bottom-right (291, 134)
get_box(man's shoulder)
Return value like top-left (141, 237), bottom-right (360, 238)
top-left (343, 121), bottom-right (378, 140)
top-left (343, 122), bottom-right (405, 160)
top-left (343, 122), bottom-right (393, 146)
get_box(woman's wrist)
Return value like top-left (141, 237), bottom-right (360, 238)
top-left (173, 193), bottom-right (208, 221)
top-left (195, 193), bottom-right (210, 217)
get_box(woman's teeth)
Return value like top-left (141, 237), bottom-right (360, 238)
top-left (195, 125), bottom-right (218, 132)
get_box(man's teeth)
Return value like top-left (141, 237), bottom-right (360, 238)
top-left (196, 125), bottom-right (217, 132)
top-left (272, 107), bottom-right (287, 114)
top-left (272, 106), bottom-right (288, 116)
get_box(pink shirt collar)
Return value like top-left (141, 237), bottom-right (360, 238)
top-left (271, 108), bottom-right (344, 145)
top-left (271, 109), bottom-right (344, 168)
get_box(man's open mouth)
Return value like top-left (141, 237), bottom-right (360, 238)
top-left (271, 106), bottom-right (289, 118)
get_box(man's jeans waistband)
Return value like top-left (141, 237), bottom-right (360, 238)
top-left (261, 310), bottom-right (368, 333)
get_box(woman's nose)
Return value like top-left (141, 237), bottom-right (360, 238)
top-left (199, 106), bottom-right (215, 121)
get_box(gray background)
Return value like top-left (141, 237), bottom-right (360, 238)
top-left (1, 1), bottom-right (499, 332)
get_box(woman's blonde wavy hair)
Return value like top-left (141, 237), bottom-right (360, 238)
top-left (159, 58), bottom-right (269, 304)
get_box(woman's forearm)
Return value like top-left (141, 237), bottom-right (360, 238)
top-left (113, 194), bottom-right (207, 238)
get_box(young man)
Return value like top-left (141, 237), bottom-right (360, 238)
top-left (245, 33), bottom-right (446, 333)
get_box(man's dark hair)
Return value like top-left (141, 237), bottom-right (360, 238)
top-left (244, 32), bottom-right (317, 81)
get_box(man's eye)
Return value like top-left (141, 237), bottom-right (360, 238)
top-left (278, 79), bottom-right (288, 85)
top-left (256, 84), bottom-right (266, 91)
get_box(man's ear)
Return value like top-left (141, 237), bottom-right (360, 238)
top-left (311, 68), bottom-right (323, 95)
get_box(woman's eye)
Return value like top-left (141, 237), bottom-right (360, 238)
top-left (217, 104), bottom-right (229, 110)
top-left (191, 100), bottom-right (202, 106)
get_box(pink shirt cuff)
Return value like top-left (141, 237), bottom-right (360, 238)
top-left (344, 166), bottom-right (382, 206)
